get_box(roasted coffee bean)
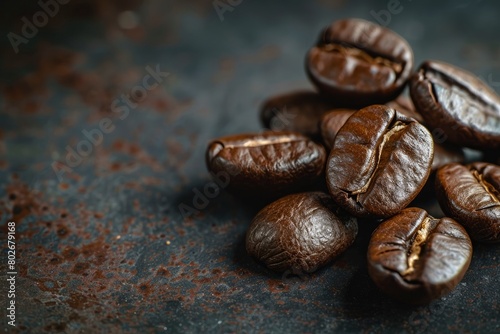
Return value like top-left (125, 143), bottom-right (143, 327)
top-left (386, 96), bottom-right (464, 171)
top-left (320, 109), bottom-right (356, 150)
top-left (410, 60), bottom-right (500, 150)
top-left (206, 131), bottom-right (326, 193)
top-left (436, 162), bottom-right (500, 243)
top-left (326, 105), bottom-right (434, 218)
top-left (367, 207), bottom-right (473, 304)
top-left (246, 192), bottom-right (358, 273)
top-left (320, 98), bottom-right (423, 151)
top-left (260, 91), bottom-right (336, 138)
top-left (431, 143), bottom-right (464, 172)
top-left (385, 96), bottom-right (424, 123)
top-left (306, 18), bottom-right (413, 107)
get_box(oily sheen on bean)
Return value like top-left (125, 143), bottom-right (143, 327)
top-left (386, 96), bottom-right (464, 170)
top-left (320, 109), bottom-right (356, 150)
top-left (206, 131), bottom-right (326, 193)
top-left (410, 60), bottom-right (500, 150)
top-left (326, 105), bottom-right (434, 218)
top-left (319, 102), bottom-right (463, 170)
top-left (367, 207), bottom-right (473, 304)
top-left (436, 162), bottom-right (500, 243)
top-left (246, 192), bottom-right (358, 273)
top-left (385, 96), bottom-right (424, 123)
top-left (306, 18), bottom-right (413, 107)
top-left (260, 91), bottom-right (336, 139)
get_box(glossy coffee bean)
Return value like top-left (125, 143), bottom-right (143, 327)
top-left (320, 98), bottom-right (422, 150)
top-left (367, 207), bottom-right (473, 304)
top-left (431, 143), bottom-right (464, 172)
top-left (260, 91), bottom-right (336, 139)
top-left (320, 109), bottom-right (356, 150)
top-left (206, 131), bottom-right (326, 193)
top-left (246, 192), bottom-right (358, 273)
top-left (327, 105), bottom-right (434, 218)
top-left (385, 96), bottom-right (424, 123)
top-left (386, 96), bottom-right (464, 171)
top-left (436, 162), bottom-right (500, 243)
top-left (410, 60), bottom-right (500, 150)
top-left (306, 18), bottom-right (413, 107)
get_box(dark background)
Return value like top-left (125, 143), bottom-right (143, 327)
top-left (0, 0), bottom-right (499, 333)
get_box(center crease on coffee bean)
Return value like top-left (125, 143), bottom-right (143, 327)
top-left (426, 70), bottom-right (500, 127)
top-left (349, 120), bottom-right (407, 202)
top-left (402, 217), bottom-right (434, 276)
top-left (219, 137), bottom-right (302, 149)
top-left (320, 43), bottom-right (403, 76)
top-left (471, 169), bottom-right (500, 206)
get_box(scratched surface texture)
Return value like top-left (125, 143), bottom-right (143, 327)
top-left (0, 0), bottom-right (499, 333)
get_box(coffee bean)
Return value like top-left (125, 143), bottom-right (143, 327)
top-left (206, 131), bottom-right (326, 193)
top-left (431, 143), bottom-right (464, 172)
top-left (436, 162), bottom-right (500, 243)
top-left (246, 192), bottom-right (357, 273)
top-left (320, 109), bottom-right (356, 150)
top-left (326, 105), bottom-right (434, 218)
top-left (386, 96), bottom-right (464, 171)
top-left (367, 207), bottom-right (473, 304)
top-left (410, 60), bottom-right (500, 150)
top-left (320, 98), bottom-right (422, 151)
top-left (385, 96), bottom-right (424, 123)
top-left (306, 18), bottom-right (413, 107)
top-left (260, 91), bottom-right (336, 139)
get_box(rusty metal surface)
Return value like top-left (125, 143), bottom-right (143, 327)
top-left (0, 0), bottom-right (499, 333)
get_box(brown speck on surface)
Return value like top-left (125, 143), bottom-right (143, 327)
top-left (57, 226), bottom-right (69, 237)
top-left (1, 1), bottom-right (498, 333)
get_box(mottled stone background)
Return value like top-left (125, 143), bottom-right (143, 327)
top-left (0, 0), bottom-right (498, 333)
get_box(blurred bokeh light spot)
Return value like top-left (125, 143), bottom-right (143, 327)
top-left (118, 10), bottom-right (139, 30)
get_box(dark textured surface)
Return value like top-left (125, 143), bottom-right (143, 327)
top-left (0, 0), bottom-right (499, 333)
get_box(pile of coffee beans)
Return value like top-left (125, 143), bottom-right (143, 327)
top-left (206, 18), bottom-right (500, 304)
